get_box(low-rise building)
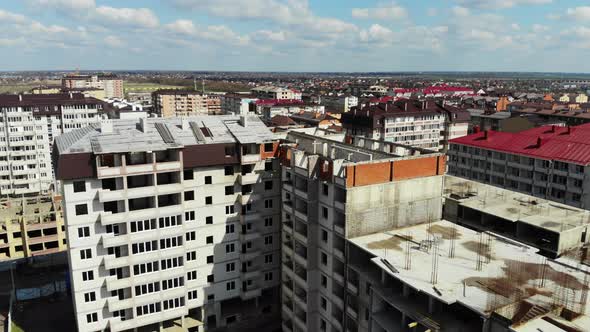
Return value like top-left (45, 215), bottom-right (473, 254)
top-left (62, 74), bottom-right (124, 99)
top-left (220, 94), bottom-right (258, 115)
top-left (0, 195), bottom-right (66, 261)
top-left (251, 86), bottom-right (301, 100)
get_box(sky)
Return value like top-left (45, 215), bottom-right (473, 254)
top-left (1, 0), bottom-right (590, 72)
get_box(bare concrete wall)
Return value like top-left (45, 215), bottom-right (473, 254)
top-left (345, 175), bottom-right (444, 238)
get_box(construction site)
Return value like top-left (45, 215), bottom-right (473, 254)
top-left (347, 218), bottom-right (590, 332)
top-left (0, 195), bottom-right (66, 261)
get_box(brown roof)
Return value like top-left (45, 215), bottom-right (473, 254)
top-left (0, 93), bottom-right (104, 108)
top-left (270, 115), bottom-right (297, 127)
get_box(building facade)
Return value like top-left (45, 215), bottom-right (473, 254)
top-left (0, 93), bottom-right (104, 196)
top-left (152, 90), bottom-right (209, 117)
top-left (54, 116), bottom-right (282, 332)
top-left (220, 94), bottom-right (258, 116)
top-left (448, 124), bottom-right (590, 209)
top-left (251, 86), bottom-right (301, 100)
top-left (62, 74), bottom-right (124, 99)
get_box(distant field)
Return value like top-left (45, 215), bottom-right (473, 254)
top-left (124, 83), bottom-right (185, 93)
top-left (0, 80), bottom-right (61, 94)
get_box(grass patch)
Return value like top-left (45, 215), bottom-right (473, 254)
top-left (11, 321), bottom-right (25, 332)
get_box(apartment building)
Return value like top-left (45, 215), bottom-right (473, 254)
top-left (342, 100), bottom-right (468, 151)
top-left (279, 129), bottom-right (447, 332)
top-left (220, 94), bottom-right (258, 115)
top-left (54, 115), bottom-right (282, 332)
top-left (447, 124), bottom-right (590, 209)
top-left (62, 74), bottom-right (124, 99)
top-left (251, 86), bottom-right (301, 100)
top-left (0, 93), bottom-right (105, 196)
top-left (206, 95), bottom-right (222, 115)
top-left (152, 90), bottom-right (209, 117)
top-left (0, 194), bottom-right (66, 261)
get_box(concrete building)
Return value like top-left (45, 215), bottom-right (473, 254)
top-left (279, 129), bottom-right (447, 332)
top-left (53, 115), bottom-right (282, 332)
top-left (152, 90), bottom-right (209, 117)
top-left (0, 194), bottom-right (66, 261)
top-left (447, 124), bottom-right (590, 210)
top-left (0, 93), bottom-right (105, 196)
top-left (444, 175), bottom-right (590, 258)
top-left (206, 95), bottom-right (222, 115)
top-left (342, 100), bottom-right (468, 151)
top-left (62, 74), bottom-right (124, 99)
top-left (220, 94), bottom-right (258, 116)
top-left (260, 102), bottom-right (325, 120)
top-left (468, 110), bottom-right (565, 133)
top-left (251, 86), bottom-right (301, 100)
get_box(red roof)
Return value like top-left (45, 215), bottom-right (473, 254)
top-left (395, 84), bottom-right (473, 95)
top-left (450, 124), bottom-right (590, 165)
top-left (255, 99), bottom-right (304, 106)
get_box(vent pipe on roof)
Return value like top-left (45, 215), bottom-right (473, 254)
top-left (69, 92), bottom-right (73, 99)
top-left (404, 102), bottom-right (408, 112)
top-left (139, 117), bottom-right (149, 133)
top-left (483, 130), bottom-right (489, 140)
top-left (537, 137), bottom-right (544, 148)
top-left (551, 125), bottom-right (556, 133)
top-left (240, 115), bottom-right (248, 127)
top-left (181, 117), bottom-right (189, 130)
top-left (567, 126), bottom-right (572, 135)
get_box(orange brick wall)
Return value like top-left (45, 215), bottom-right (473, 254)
top-left (260, 142), bottom-right (280, 159)
top-left (345, 156), bottom-right (445, 187)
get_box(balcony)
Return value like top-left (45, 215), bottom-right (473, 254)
top-left (104, 254), bottom-right (130, 270)
top-left (240, 249), bottom-right (261, 261)
top-left (346, 306), bottom-right (358, 321)
top-left (241, 154), bottom-right (261, 164)
top-left (107, 296), bottom-right (133, 312)
top-left (155, 161), bottom-right (181, 172)
top-left (101, 205), bottom-right (182, 226)
top-left (241, 285), bottom-right (262, 300)
top-left (240, 231), bottom-right (261, 242)
top-left (239, 173), bottom-right (260, 185)
top-left (102, 233), bottom-right (129, 248)
top-left (334, 200), bottom-right (346, 211)
top-left (98, 189), bottom-right (126, 202)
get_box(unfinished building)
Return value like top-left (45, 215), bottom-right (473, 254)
top-left (0, 195), bottom-right (66, 261)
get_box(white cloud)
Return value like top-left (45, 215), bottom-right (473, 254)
top-left (95, 6), bottom-right (159, 29)
top-left (165, 19), bottom-right (249, 46)
top-left (532, 24), bottom-right (548, 33)
top-left (252, 30), bottom-right (287, 42)
top-left (565, 7), bottom-right (590, 21)
top-left (165, 19), bottom-right (196, 35)
top-left (452, 6), bottom-right (470, 17)
top-left (511, 23), bottom-right (521, 30)
top-left (455, 0), bottom-right (552, 9)
top-left (427, 8), bottom-right (438, 17)
top-left (104, 35), bottom-right (124, 48)
top-left (360, 24), bottom-right (395, 46)
top-left (0, 9), bottom-right (27, 24)
top-left (26, 0), bottom-right (95, 11)
top-left (352, 2), bottom-right (408, 20)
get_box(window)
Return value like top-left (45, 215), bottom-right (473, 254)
top-left (207, 255), bottom-right (214, 264)
top-left (80, 248), bottom-right (92, 260)
top-left (162, 277), bottom-right (184, 290)
top-left (320, 319), bottom-right (327, 332)
top-left (264, 254), bottom-right (273, 264)
top-left (225, 186), bottom-right (234, 195)
top-left (75, 204), bottom-right (88, 216)
top-left (188, 290), bottom-right (198, 300)
top-left (264, 217), bottom-right (273, 227)
top-left (264, 161), bottom-right (273, 171)
top-left (86, 312), bottom-right (98, 323)
top-left (321, 274), bottom-right (327, 288)
top-left (73, 181), bottom-right (86, 193)
top-left (160, 236), bottom-right (182, 250)
top-left (264, 271), bottom-right (273, 281)
top-left (226, 281), bottom-right (235, 290)
top-left (187, 270), bottom-right (197, 281)
top-left (321, 297), bottom-right (327, 310)
top-left (185, 211), bottom-right (195, 222)
top-left (206, 216), bottom-right (213, 224)
top-left (322, 206), bottom-right (328, 219)
top-left (264, 181), bottom-right (273, 190)
top-left (184, 191), bottom-right (195, 201)
top-left (84, 292), bottom-right (96, 303)
top-left (322, 183), bottom-right (328, 195)
top-left (226, 243), bottom-right (235, 253)
top-left (186, 231), bottom-right (196, 241)
top-left (224, 166), bottom-right (234, 176)
top-left (207, 274), bottom-right (214, 283)
top-left (187, 251), bottom-right (196, 261)
top-left (205, 176), bottom-right (212, 184)
top-left (206, 236), bottom-right (213, 244)
top-left (226, 262), bottom-right (235, 272)
top-left (264, 143), bottom-right (274, 152)
top-left (135, 282), bottom-right (160, 296)
top-left (264, 199), bottom-right (273, 209)
top-left (132, 240), bottom-right (158, 254)
top-left (321, 230), bottom-right (328, 243)
top-left (225, 205), bottom-right (235, 215)
top-left (226, 224), bottom-right (235, 233)
top-left (264, 235), bottom-right (273, 245)
top-left (184, 169), bottom-right (194, 180)
top-left (160, 257), bottom-right (183, 270)
top-left (225, 146), bottom-right (235, 156)
top-left (205, 196), bottom-right (212, 205)
top-left (78, 227), bottom-right (90, 238)
top-left (321, 252), bottom-right (327, 265)
top-left (133, 261), bottom-right (159, 275)
top-left (82, 270), bottom-right (94, 281)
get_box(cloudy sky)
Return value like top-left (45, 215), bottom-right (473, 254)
top-left (1, 0), bottom-right (590, 72)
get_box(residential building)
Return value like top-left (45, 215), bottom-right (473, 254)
top-left (279, 129), bottom-right (447, 332)
top-left (288, 112), bottom-right (341, 130)
top-left (576, 93), bottom-right (589, 104)
top-left (468, 110), bottom-right (564, 133)
top-left (62, 74), bottom-right (124, 99)
top-left (152, 90), bottom-right (218, 117)
top-left (508, 102), bottom-right (590, 126)
top-left (0, 93), bottom-right (105, 196)
top-left (321, 95), bottom-right (358, 113)
top-left (342, 100), bottom-right (464, 151)
top-left (0, 194), bottom-right (66, 261)
top-left (258, 100), bottom-right (324, 119)
top-left (447, 124), bottom-right (590, 209)
top-left (251, 86), bottom-right (301, 100)
top-left (54, 115), bottom-right (282, 332)
top-left (220, 94), bottom-right (258, 115)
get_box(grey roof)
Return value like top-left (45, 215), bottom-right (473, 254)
top-left (56, 115), bottom-right (274, 155)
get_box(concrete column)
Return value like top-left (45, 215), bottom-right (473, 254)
top-left (403, 284), bottom-right (410, 297)
top-left (428, 296), bottom-right (435, 314)
top-left (401, 313), bottom-right (407, 330)
top-left (159, 320), bottom-right (164, 332)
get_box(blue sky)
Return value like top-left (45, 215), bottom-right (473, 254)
top-left (1, 0), bottom-right (590, 72)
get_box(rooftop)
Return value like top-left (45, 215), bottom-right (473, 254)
top-left (450, 124), bottom-right (590, 165)
top-left (350, 219), bottom-right (590, 322)
top-left (0, 93), bottom-right (104, 108)
top-left (55, 115), bottom-right (274, 155)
